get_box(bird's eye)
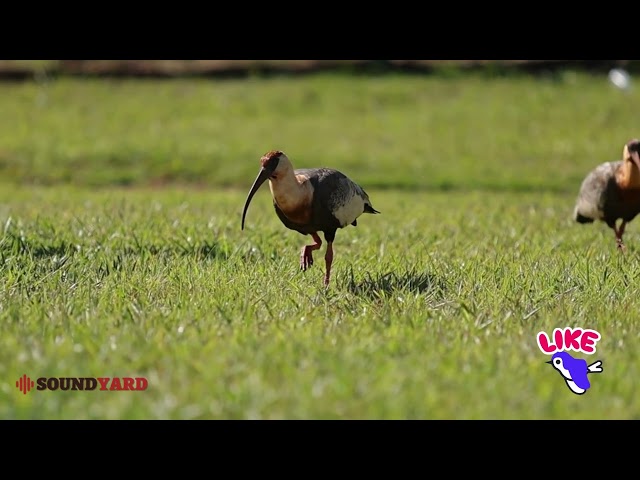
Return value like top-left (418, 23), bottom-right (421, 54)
top-left (554, 358), bottom-right (561, 366)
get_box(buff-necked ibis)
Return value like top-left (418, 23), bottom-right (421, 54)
top-left (574, 139), bottom-right (640, 251)
top-left (241, 150), bottom-right (380, 286)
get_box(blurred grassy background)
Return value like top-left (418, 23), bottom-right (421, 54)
top-left (1, 64), bottom-right (638, 192)
top-left (0, 60), bottom-right (636, 77)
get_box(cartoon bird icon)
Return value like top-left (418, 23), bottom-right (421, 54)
top-left (546, 352), bottom-right (603, 395)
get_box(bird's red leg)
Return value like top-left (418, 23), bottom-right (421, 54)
top-left (301, 232), bottom-right (322, 271)
top-left (615, 221), bottom-right (627, 252)
top-left (323, 242), bottom-right (334, 287)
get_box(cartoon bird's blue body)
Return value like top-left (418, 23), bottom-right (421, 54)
top-left (547, 351), bottom-right (603, 395)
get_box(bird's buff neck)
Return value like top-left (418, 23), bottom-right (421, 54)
top-left (269, 170), bottom-right (311, 211)
top-left (619, 161), bottom-right (640, 189)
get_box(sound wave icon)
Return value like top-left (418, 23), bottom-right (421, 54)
top-left (16, 374), bottom-right (35, 395)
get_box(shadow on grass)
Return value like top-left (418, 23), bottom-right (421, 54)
top-left (121, 241), bottom-right (231, 260)
top-left (0, 233), bottom-right (75, 259)
top-left (0, 234), bottom-right (231, 260)
top-left (345, 268), bottom-right (447, 299)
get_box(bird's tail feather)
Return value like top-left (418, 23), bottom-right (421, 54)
top-left (364, 204), bottom-right (380, 214)
top-left (575, 213), bottom-right (594, 224)
top-left (588, 360), bottom-right (603, 373)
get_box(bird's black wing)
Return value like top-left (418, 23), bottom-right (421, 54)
top-left (294, 168), bottom-right (366, 240)
top-left (297, 168), bottom-right (370, 212)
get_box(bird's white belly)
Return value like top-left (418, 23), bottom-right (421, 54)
top-left (566, 380), bottom-right (586, 395)
top-left (558, 365), bottom-right (572, 379)
top-left (333, 196), bottom-right (364, 227)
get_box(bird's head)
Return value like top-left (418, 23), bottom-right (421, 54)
top-left (241, 150), bottom-right (291, 230)
top-left (623, 139), bottom-right (640, 170)
top-left (546, 351), bottom-right (575, 379)
top-left (546, 352), bottom-right (567, 370)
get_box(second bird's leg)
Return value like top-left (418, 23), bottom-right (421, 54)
top-left (324, 242), bottom-right (334, 287)
top-left (301, 232), bottom-right (322, 271)
top-left (614, 221), bottom-right (627, 252)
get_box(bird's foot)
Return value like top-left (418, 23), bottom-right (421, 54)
top-left (617, 240), bottom-right (626, 252)
top-left (323, 274), bottom-right (330, 288)
top-left (300, 246), bottom-right (314, 271)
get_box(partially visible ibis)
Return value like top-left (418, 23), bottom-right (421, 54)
top-left (241, 150), bottom-right (380, 286)
top-left (573, 139), bottom-right (640, 251)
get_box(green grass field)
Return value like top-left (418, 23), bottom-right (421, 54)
top-left (2, 71), bottom-right (639, 419)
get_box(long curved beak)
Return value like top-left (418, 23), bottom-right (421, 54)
top-left (631, 151), bottom-right (640, 171)
top-left (241, 167), bottom-right (271, 230)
